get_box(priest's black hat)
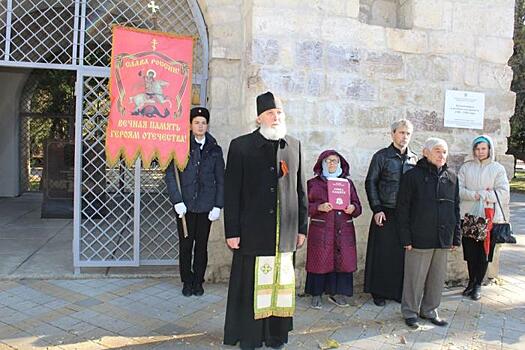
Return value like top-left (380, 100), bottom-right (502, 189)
top-left (256, 91), bottom-right (282, 116)
top-left (190, 107), bottom-right (210, 123)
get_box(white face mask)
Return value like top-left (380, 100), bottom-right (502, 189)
top-left (259, 121), bottom-right (287, 140)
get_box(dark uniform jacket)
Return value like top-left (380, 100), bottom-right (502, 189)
top-left (365, 143), bottom-right (418, 213)
top-left (165, 132), bottom-right (224, 213)
top-left (224, 130), bottom-right (308, 256)
top-left (396, 157), bottom-right (461, 249)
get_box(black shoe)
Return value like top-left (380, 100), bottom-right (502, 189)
top-left (471, 286), bottom-right (481, 300)
top-left (373, 297), bottom-right (386, 306)
top-left (462, 283), bottom-right (474, 296)
top-left (182, 283), bottom-right (192, 297)
top-left (405, 317), bottom-right (419, 329)
top-left (193, 283), bottom-right (204, 296)
top-left (266, 340), bottom-right (285, 349)
top-left (421, 315), bottom-right (448, 327)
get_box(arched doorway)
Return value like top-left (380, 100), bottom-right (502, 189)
top-left (0, 0), bottom-right (209, 274)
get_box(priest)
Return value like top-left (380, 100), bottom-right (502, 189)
top-left (223, 91), bottom-right (308, 349)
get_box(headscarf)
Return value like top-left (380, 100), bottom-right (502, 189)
top-left (312, 150), bottom-right (350, 179)
top-left (322, 159), bottom-right (342, 178)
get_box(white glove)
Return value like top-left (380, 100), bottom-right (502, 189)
top-left (174, 202), bottom-right (187, 218)
top-left (208, 207), bottom-right (221, 221)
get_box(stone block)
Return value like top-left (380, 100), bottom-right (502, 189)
top-left (316, 101), bottom-right (347, 126)
top-left (357, 106), bottom-right (404, 128)
top-left (209, 23), bottom-right (242, 59)
top-left (283, 99), bottom-right (306, 126)
top-left (313, 0), bottom-right (347, 17)
top-left (321, 17), bottom-right (386, 50)
top-left (326, 73), bottom-right (378, 100)
top-left (364, 51), bottom-right (404, 79)
top-left (386, 28), bottom-right (429, 54)
top-left (253, 7), bottom-right (321, 40)
top-left (483, 118), bottom-right (502, 134)
top-left (209, 77), bottom-right (230, 108)
top-left (448, 251), bottom-right (468, 282)
top-left (412, 84), bottom-right (444, 109)
top-left (452, 3), bottom-right (514, 38)
top-left (485, 91), bottom-right (516, 115)
top-left (209, 58), bottom-right (241, 79)
top-left (429, 31), bottom-right (475, 56)
top-left (344, 78), bottom-right (379, 101)
top-left (380, 81), bottom-right (411, 104)
top-left (306, 71), bottom-right (326, 97)
top-left (462, 58), bottom-right (479, 87)
top-left (324, 44), bottom-right (360, 72)
top-left (498, 154), bottom-right (514, 176)
top-left (252, 39), bottom-right (280, 65)
top-left (206, 5), bottom-right (241, 24)
top-left (259, 67), bottom-right (307, 96)
top-left (412, 0), bottom-right (444, 30)
top-left (487, 245), bottom-right (501, 278)
top-left (476, 37), bottom-right (514, 64)
top-left (447, 153), bottom-right (469, 173)
top-left (405, 55), bottom-right (432, 81)
top-left (346, 0), bottom-right (360, 18)
top-left (500, 117), bottom-right (512, 138)
top-left (479, 64), bottom-right (514, 90)
top-left (295, 41), bottom-right (323, 68)
top-left (407, 109), bottom-right (450, 133)
top-left (432, 56), bottom-right (451, 82)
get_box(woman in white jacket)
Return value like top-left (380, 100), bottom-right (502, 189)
top-left (458, 135), bottom-right (510, 300)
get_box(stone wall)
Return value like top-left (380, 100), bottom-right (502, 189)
top-left (198, 0), bottom-right (517, 285)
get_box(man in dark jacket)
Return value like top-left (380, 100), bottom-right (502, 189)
top-left (364, 119), bottom-right (417, 306)
top-left (396, 137), bottom-right (461, 329)
top-left (165, 107), bottom-right (224, 297)
top-left (223, 91), bottom-right (308, 350)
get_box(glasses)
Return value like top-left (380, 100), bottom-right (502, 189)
top-left (325, 158), bottom-right (340, 164)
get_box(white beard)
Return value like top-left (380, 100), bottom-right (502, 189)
top-left (259, 122), bottom-right (287, 140)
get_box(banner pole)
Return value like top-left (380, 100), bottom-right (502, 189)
top-left (175, 166), bottom-right (189, 238)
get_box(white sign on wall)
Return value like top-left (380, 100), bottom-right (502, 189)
top-left (444, 90), bottom-right (485, 129)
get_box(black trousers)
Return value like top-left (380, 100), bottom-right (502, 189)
top-left (462, 237), bottom-right (491, 287)
top-left (466, 259), bottom-right (489, 287)
top-left (176, 211), bottom-right (212, 285)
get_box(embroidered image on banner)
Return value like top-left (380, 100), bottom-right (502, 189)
top-left (106, 26), bottom-right (194, 170)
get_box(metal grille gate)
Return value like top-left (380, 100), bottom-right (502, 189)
top-left (0, 0), bottom-right (209, 272)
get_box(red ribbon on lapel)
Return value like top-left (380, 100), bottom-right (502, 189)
top-left (280, 160), bottom-right (289, 177)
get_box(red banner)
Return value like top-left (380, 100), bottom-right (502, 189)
top-left (106, 26), bottom-right (193, 170)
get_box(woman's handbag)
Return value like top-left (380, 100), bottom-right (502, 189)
top-left (492, 191), bottom-right (517, 244)
top-left (461, 199), bottom-right (488, 241)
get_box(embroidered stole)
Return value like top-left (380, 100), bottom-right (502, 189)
top-left (253, 199), bottom-right (295, 320)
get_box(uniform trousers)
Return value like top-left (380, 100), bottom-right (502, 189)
top-left (176, 212), bottom-right (212, 285)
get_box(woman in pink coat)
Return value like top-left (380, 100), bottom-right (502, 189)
top-left (305, 150), bottom-right (362, 309)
